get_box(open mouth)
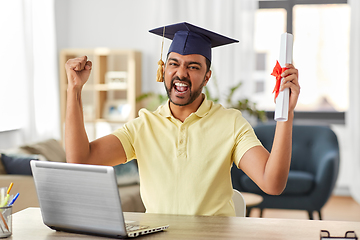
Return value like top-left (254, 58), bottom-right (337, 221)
top-left (174, 82), bottom-right (189, 93)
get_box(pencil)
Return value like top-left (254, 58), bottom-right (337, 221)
top-left (0, 211), bottom-right (9, 231)
top-left (0, 183), bottom-right (13, 232)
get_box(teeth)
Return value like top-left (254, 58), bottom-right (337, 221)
top-left (175, 82), bottom-right (188, 87)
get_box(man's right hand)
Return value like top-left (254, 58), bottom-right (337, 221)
top-left (65, 56), bottom-right (92, 90)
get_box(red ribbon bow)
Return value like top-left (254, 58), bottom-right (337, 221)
top-left (271, 61), bottom-right (288, 99)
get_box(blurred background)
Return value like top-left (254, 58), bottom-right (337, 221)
top-left (0, 0), bottom-right (359, 220)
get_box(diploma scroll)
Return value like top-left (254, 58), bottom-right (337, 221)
top-left (274, 33), bottom-right (293, 122)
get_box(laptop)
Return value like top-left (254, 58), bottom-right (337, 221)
top-left (30, 160), bottom-right (169, 238)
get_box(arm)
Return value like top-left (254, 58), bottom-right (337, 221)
top-left (238, 64), bottom-right (300, 195)
top-left (65, 56), bottom-right (127, 166)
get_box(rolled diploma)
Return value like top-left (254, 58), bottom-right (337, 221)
top-left (274, 33), bottom-right (293, 122)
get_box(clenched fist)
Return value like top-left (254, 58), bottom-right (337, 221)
top-left (65, 56), bottom-right (92, 90)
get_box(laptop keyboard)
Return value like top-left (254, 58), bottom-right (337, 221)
top-left (126, 224), bottom-right (149, 232)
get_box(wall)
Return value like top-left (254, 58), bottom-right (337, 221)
top-left (331, 125), bottom-right (351, 196)
top-left (0, 0), bottom-right (350, 195)
top-left (0, 130), bottom-right (23, 149)
top-left (55, 0), bottom-right (166, 95)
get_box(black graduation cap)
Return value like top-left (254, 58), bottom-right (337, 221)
top-left (149, 22), bottom-right (239, 62)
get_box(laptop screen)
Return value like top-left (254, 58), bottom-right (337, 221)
top-left (31, 161), bottom-right (127, 237)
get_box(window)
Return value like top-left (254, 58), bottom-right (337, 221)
top-left (253, 8), bottom-right (287, 109)
top-left (253, 0), bottom-right (349, 115)
top-left (0, 1), bottom-right (26, 131)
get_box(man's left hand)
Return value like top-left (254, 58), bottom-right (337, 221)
top-left (279, 64), bottom-right (300, 112)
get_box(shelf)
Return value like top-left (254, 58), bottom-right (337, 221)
top-left (59, 48), bottom-right (142, 142)
top-left (95, 118), bottom-right (128, 124)
top-left (84, 119), bottom-right (127, 124)
top-left (94, 84), bottom-right (128, 91)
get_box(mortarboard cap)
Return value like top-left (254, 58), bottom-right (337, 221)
top-left (149, 22), bottom-right (239, 62)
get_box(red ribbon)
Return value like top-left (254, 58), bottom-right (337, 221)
top-left (271, 61), bottom-right (288, 99)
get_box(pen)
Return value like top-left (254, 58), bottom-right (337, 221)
top-left (6, 183), bottom-right (13, 195)
top-left (7, 193), bottom-right (19, 206)
top-left (0, 183), bottom-right (12, 232)
top-left (0, 183), bottom-right (14, 208)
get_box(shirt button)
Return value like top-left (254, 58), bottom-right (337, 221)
top-left (180, 139), bottom-right (183, 144)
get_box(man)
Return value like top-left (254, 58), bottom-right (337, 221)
top-left (65, 22), bottom-right (300, 216)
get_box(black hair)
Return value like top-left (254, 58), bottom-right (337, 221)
top-left (205, 58), bottom-right (211, 73)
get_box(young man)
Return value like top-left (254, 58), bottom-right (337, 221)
top-left (65, 22), bottom-right (300, 216)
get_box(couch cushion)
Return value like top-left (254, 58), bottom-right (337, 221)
top-left (240, 170), bottom-right (315, 195)
top-left (283, 171), bottom-right (315, 195)
top-left (20, 139), bottom-right (66, 163)
top-left (0, 155), bottom-right (7, 174)
top-left (0, 147), bottom-right (41, 175)
top-left (0, 153), bottom-right (39, 175)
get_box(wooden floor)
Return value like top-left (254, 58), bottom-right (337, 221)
top-left (248, 195), bottom-right (360, 222)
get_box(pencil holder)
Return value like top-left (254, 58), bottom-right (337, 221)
top-left (0, 206), bottom-right (12, 238)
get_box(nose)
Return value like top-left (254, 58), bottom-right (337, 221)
top-left (176, 65), bottom-right (189, 79)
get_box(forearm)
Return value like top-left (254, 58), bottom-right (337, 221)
top-left (65, 87), bottom-right (91, 163)
top-left (263, 112), bottom-right (294, 194)
top-left (239, 64), bottom-right (299, 195)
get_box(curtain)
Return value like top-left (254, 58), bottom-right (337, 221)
top-left (152, 0), bottom-right (258, 104)
top-left (0, 1), bottom-right (26, 132)
top-left (348, 0), bottom-right (360, 204)
top-left (29, 0), bottom-right (60, 142)
top-left (0, 0), bottom-right (60, 144)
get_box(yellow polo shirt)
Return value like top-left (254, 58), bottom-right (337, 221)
top-left (113, 95), bottom-right (262, 216)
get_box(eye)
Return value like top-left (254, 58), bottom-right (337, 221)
top-left (168, 62), bottom-right (178, 67)
top-left (189, 65), bottom-right (200, 70)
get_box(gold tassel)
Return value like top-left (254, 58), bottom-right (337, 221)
top-left (156, 26), bottom-right (166, 82)
top-left (156, 60), bottom-right (164, 82)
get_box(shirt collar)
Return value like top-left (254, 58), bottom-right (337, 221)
top-left (158, 94), bottom-right (212, 119)
top-left (194, 94), bottom-right (212, 118)
top-left (158, 100), bottom-right (172, 118)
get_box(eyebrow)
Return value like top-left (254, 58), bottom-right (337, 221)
top-left (168, 57), bottom-right (179, 63)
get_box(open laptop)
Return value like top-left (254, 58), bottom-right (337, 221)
top-left (30, 160), bottom-right (169, 238)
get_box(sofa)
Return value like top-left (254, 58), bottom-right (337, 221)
top-left (0, 139), bottom-right (145, 213)
top-left (231, 124), bottom-right (340, 220)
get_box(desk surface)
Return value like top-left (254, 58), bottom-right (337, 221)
top-left (12, 208), bottom-right (359, 240)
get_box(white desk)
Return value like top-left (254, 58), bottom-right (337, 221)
top-left (11, 208), bottom-right (360, 239)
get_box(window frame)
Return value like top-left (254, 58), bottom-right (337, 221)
top-left (258, 0), bottom-right (348, 124)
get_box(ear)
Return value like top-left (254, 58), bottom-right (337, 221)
top-left (204, 70), bottom-right (212, 86)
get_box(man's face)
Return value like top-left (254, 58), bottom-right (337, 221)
top-left (164, 52), bottom-right (211, 107)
